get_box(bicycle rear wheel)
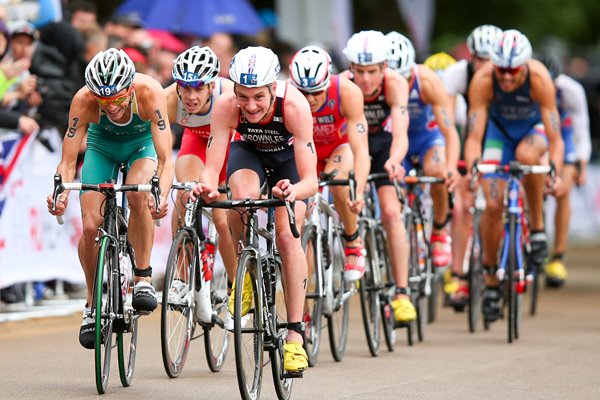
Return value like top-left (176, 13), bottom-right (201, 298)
top-left (118, 250), bottom-right (138, 387)
top-left (161, 229), bottom-right (195, 378)
top-left (359, 228), bottom-right (381, 357)
top-left (376, 228), bottom-right (396, 352)
top-left (326, 228), bottom-right (350, 362)
top-left (234, 251), bottom-right (264, 400)
top-left (203, 251), bottom-right (230, 372)
top-left (301, 225), bottom-right (323, 367)
top-left (270, 263), bottom-right (294, 400)
top-left (94, 238), bottom-right (117, 394)
top-left (467, 213), bottom-right (484, 333)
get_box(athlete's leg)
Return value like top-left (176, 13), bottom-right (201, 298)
top-left (79, 191), bottom-right (107, 305)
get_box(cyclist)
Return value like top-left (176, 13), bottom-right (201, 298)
top-left (165, 45), bottom-right (237, 291)
top-left (192, 46), bottom-right (317, 373)
top-left (464, 30), bottom-right (564, 323)
top-left (539, 54), bottom-right (591, 288)
top-left (387, 32), bottom-right (461, 271)
top-left (46, 48), bottom-right (174, 348)
top-left (288, 45), bottom-right (370, 282)
top-left (340, 30), bottom-right (416, 323)
top-left (439, 24), bottom-right (503, 308)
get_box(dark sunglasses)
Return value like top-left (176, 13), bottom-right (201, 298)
top-left (495, 66), bottom-right (523, 76)
top-left (176, 79), bottom-right (206, 89)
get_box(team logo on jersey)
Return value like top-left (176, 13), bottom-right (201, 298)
top-left (328, 98), bottom-right (336, 109)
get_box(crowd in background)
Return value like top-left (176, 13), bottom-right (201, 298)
top-left (1, 0), bottom-right (599, 307)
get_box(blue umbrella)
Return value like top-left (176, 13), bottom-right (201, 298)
top-left (116, 0), bottom-right (265, 37)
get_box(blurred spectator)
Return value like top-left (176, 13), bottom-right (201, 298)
top-left (123, 46), bottom-right (149, 73)
top-left (67, 0), bottom-right (98, 32)
top-left (2, 21), bottom-right (41, 112)
top-left (204, 32), bottom-right (237, 78)
top-left (30, 20), bottom-right (84, 134)
top-left (104, 12), bottom-right (144, 49)
top-left (153, 49), bottom-right (178, 87)
top-left (79, 23), bottom-right (108, 63)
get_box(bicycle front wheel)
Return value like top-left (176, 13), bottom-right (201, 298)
top-left (507, 214), bottom-right (523, 343)
top-left (301, 225), bottom-right (323, 367)
top-left (233, 250), bottom-right (264, 400)
top-left (326, 228), bottom-right (350, 362)
top-left (375, 228), bottom-right (396, 352)
top-left (467, 212), bottom-right (484, 333)
top-left (270, 263), bottom-right (294, 400)
top-left (161, 229), bottom-right (196, 378)
top-left (118, 250), bottom-right (138, 387)
top-left (94, 238), bottom-right (117, 394)
top-left (359, 227), bottom-right (381, 357)
top-left (204, 250), bottom-right (230, 372)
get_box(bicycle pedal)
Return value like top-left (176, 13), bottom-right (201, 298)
top-left (282, 371), bottom-right (304, 379)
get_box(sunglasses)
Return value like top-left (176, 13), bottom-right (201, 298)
top-left (95, 85), bottom-right (133, 107)
top-left (176, 79), bottom-right (206, 89)
top-left (495, 66), bottom-right (523, 76)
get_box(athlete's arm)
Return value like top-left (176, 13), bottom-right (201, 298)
top-left (48, 87), bottom-right (96, 214)
top-left (281, 84), bottom-right (318, 201)
top-left (421, 65), bottom-right (461, 183)
top-left (557, 75), bottom-right (591, 168)
top-left (136, 75), bottom-right (174, 216)
top-left (385, 69), bottom-right (410, 177)
top-left (339, 77), bottom-right (370, 199)
top-left (464, 66), bottom-right (493, 172)
top-left (530, 60), bottom-right (564, 174)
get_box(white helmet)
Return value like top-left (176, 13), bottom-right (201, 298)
top-left (386, 31), bottom-right (415, 78)
top-left (343, 30), bottom-right (389, 65)
top-left (467, 24), bottom-right (502, 59)
top-left (489, 29), bottom-right (532, 69)
top-left (85, 48), bottom-right (135, 97)
top-left (289, 46), bottom-right (332, 93)
top-left (172, 46), bottom-right (220, 87)
top-left (229, 46), bottom-right (280, 87)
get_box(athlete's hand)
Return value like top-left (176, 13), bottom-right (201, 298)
top-left (347, 194), bottom-right (365, 214)
top-left (149, 194), bottom-right (168, 219)
top-left (548, 175), bottom-right (566, 197)
top-left (273, 179), bottom-right (297, 202)
top-left (384, 159), bottom-right (405, 181)
top-left (446, 169), bottom-right (461, 192)
top-left (47, 193), bottom-right (68, 216)
top-left (576, 166), bottom-right (587, 187)
top-left (190, 182), bottom-right (219, 203)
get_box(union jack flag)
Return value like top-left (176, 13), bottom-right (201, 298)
top-left (0, 131), bottom-right (37, 218)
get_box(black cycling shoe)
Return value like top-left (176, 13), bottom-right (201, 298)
top-left (530, 231), bottom-right (549, 265)
top-left (132, 281), bottom-right (157, 312)
top-left (481, 287), bottom-right (501, 322)
top-left (79, 322), bottom-right (95, 349)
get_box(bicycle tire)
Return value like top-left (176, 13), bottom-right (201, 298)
top-left (326, 227), bottom-right (350, 362)
top-left (359, 227), bottom-right (381, 357)
top-left (405, 213), bottom-right (425, 342)
top-left (507, 214), bottom-right (522, 343)
top-left (233, 250), bottom-right (264, 400)
top-left (118, 250), bottom-right (138, 387)
top-left (376, 228), bottom-right (396, 352)
top-left (528, 261), bottom-right (540, 316)
top-left (94, 238), bottom-right (116, 394)
top-left (270, 263), bottom-right (294, 400)
top-left (300, 225), bottom-right (323, 367)
top-left (160, 229), bottom-right (195, 378)
top-left (467, 212), bottom-right (484, 333)
top-left (203, 252), bottom-right (230, 373)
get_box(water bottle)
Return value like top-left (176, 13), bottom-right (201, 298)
top-left (201, 241), bottom-right (216, 282)
top-left (119, 251), bottom-right (131, 299)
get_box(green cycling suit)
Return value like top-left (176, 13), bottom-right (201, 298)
top-left (81, 92), bottom-right (157, 185)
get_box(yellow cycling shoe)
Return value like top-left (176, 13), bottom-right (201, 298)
top-left (391, 297), bottom-right (416, 323)
top-left (228, 272), bottom-right (254, 316)
top-left (545, 260), bottom-right (568, 288)
top-left (283, 341), bottom-right (308, 372)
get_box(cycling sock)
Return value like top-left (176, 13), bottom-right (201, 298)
top-left (552, 253), bottom-right (564, 261)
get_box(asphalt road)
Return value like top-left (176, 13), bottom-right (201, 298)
top-left (1, 245), bottom-right (599, 400)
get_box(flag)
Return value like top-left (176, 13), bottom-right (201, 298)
top-left (0, 131), bottom-right (38, 218)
